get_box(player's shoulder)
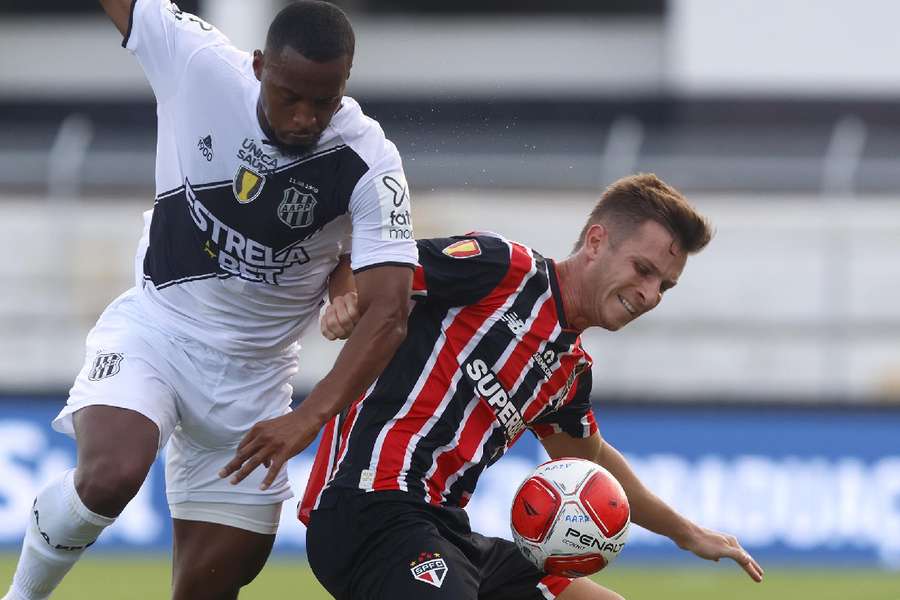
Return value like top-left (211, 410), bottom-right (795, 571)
top-left (417, 233), bottom-right (521, 269)
top-left (329, 97), bottom-right (399, 171)
top-left (189, 42), bottom-right (254, 85)
top-left (132, 0), bottom-right (232, 50)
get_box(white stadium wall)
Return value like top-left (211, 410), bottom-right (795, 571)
top-left (2, 191), bottom-right (899, 401)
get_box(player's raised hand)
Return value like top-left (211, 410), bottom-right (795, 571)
top-left (679, 525), bottom-right (764, 582)
top-left (219, 411), bottom-right (318, 490)
top-left (320, 291), bottom-right (360, 340)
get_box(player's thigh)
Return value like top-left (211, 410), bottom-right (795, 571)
top-left (307, 498), bottom-right (478, 600)
top-left (165, 346), bottom-right (297, 506)
top-left (556, 577), bottom-right (625, 600)
top-left (477, 534), bottom-right (581, 600)
top-left (73, 405), bottom-right (159, 479)
top-left (55, 291), bottom-right (180, 451)
top-left (373, 527), bottom-right (479, 599)
top-left (171, 516), bottom-right (277, 599)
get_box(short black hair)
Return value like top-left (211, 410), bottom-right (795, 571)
top-left (266, 1), bottom-right (355, 62)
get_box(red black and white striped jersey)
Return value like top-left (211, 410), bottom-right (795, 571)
top-left (299, 234), bottom-right (597, 522)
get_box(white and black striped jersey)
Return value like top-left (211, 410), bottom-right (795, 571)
top-left (300, 234), bottom-right (597, 521)
top-left (123, 0), bottom-right (416, 357)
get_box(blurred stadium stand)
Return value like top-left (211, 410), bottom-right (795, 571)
top-left (2, 0), bottom-right (899, 402)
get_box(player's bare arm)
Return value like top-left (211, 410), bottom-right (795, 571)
top-left (327, 254), bottom-right (355, 301)
top-left (540, 431), bottom-right (764, 583)
top-left (220, 264), bottom-right (412, 488)
top-left (321, 255), bottom-right (359, 340)
top-left (98, 0), bottom-right (132, 37)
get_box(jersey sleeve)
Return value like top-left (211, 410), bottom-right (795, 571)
top-left (124, 0), bottom-right (230, 102)
top-left (530, 368), bottom-right (597, 440)
top-left (413, 235), bottom-right (513, 307)
top-left (347, 140), bottom-right (418, 272)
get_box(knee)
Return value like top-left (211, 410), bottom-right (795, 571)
top-left (74, 454), bottom-right (151, 515)
top-left (173, 558), bottom-right (262, 600)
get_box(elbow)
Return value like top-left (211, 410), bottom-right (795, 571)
top-left (384, 308), bottom-right (409, 346)
top-left (373, 302), bottom-right (409, 348)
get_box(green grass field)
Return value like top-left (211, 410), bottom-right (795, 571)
top-left (1, 554), bottom-right (897, 599)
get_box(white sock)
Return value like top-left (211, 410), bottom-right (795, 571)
top-left (3, 470), bottom-right (115, 600)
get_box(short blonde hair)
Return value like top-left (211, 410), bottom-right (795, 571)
top-left (573, 173), bottom-right (713, 254)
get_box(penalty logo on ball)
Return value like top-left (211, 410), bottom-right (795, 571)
top-left (409, 552), bottom-right (448, 588)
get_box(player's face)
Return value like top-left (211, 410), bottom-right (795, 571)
top-left (253, 46), bottom-right (350, 155)
top-left (584, 220), bottom-right (687, 331)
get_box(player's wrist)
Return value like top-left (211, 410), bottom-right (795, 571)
top-left (671, 520), bottom-right (704, 550)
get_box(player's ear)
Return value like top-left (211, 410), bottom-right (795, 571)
top-left (252, 49), bottom-right (265, 82)
top-left (583, 224), bottom-right (609, 257)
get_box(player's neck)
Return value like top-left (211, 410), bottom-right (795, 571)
top-left (256, 100), bottom-right (276, 141)
top-left (553, 256), bottom-right (589, 332)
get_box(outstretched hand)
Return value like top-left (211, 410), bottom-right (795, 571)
top-left (219, 411), bottom-right (318, 490)
top-left (320, 291), bottom-right (360, 340)
top-left (679, 525), bottom-right (764, 582)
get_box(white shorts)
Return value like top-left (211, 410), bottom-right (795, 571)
top-left (54, 289), bottom-right (299, 517)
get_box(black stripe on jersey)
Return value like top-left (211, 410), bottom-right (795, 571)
top-left (144, 144), bottom-right (368, 288)
top-left (122, 0), bottom-right (138, 48)
top-left (323, 299), bottom-right (452, 497)
top-left (271, 144), bottom-right (349, 175)
top-left (190, 178), bottom-right (235, 191)
top-left (392, 248), bottom-right (548, 504)
top-left (352, 261), bottom-right (416, 274)
top-left (416, 236), bottom-right (512, 308)
top-left (147, 272), bottom-right (221, 290)
top-left (156, 185), bottom-right (186, 201)
top-left (152, 178), bottom-right (233, 202)
top-left (434, 260), bottom-right (555, 505)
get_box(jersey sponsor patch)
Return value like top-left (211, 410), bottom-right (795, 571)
top-left (409, 553), bottom-right (448, 588)
top-left (442, 239), bottom-right (482, 259)
top-left (233, 165), bottom-right (265, 204)
top-left (88, 352), bottom-right (124, 381)
top-left (376, 173), bottom-right (413, 241)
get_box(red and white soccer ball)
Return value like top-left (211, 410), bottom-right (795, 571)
top-left (510, 458), bottom-right (630, 578)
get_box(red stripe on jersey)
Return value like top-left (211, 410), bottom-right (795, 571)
top-left (425, 294), bottom-right (557, 503)
top-left (412, 265), bottom-right (426, 294)
top-left (335, 399), bottom-right (361, 467)
top-left (298, 397), bottom-right (362, 524)
top-left (298, 416), bottom-right (338, 525)
top-left (524, 340), bottom-right (594, 433)
top-left (424, 399), bottom-right (496, 504)
top-left (481, 242), bottom-right (533, 307)
top-left (371, 240), bottom-right (536, 492)
top-left (539, 574), bottom-right (573, 597)
top-left (497, 295), bottom-right (557, 389)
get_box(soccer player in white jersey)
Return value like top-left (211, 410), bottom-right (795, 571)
top-left (3, 2), bottom-right (416, 599)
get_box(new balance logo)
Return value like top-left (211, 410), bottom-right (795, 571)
top-left (88, 352), bottom-right (124, 381)
top-left (500, 311), bottom-right (527, 336)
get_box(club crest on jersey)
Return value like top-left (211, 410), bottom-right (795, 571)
top-left (88, 352), bottom-right (124, 381)
top-left (442, 239), bottom-right (481, 259)
top-left (278, 186), bottom-right (317, 229)
top-left (233, 165), bottom-right (265, 204)
top-left (410, 552), bottom-right (448, 588)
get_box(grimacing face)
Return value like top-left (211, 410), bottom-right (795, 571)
top-left (252, 46), bottom-right (350, 155)
top-left (584, 220), bottom-right (687, 331)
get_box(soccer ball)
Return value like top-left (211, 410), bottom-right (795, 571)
top-left (510, 458), bottom-right (630, 578)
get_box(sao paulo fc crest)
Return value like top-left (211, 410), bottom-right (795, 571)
top-left (278, 186), bottom-right (317, 229)
top-left (409, 552), bottom-right (448, 588)
top-left (233, 165), bottom-right (265, 204)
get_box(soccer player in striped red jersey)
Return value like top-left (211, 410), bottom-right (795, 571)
top-left (304, 174), bottom-right (762, 598)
